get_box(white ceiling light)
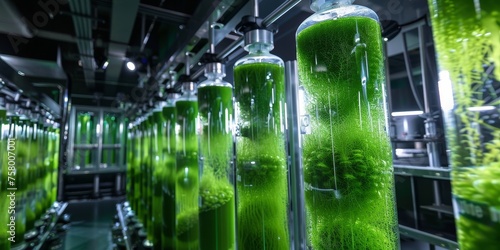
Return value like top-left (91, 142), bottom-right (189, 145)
top-left (126, 61), bottom-right (136, 71)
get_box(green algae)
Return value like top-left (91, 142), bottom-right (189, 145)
top-left (175, 100), bottom-right (199, 250)
top-left (297, 16), bottom-right (398, 249)
top-left (234, 62), bottom-right (289, 250)
top-left (197, 84), bottom-right (236, 250)
top-left (161, 105), bottom-right (177, 250)
top-left (427, 0), bottom-right (500, 248)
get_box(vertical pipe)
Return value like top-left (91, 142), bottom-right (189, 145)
top-left (418, 24), bottom-right (442, 216)
top-left (57, 85), bottom-right (70, 201)
top-left (208, 21), bottom-right (215, 54)
top-left (285, 61), bottom-right (306, 250)
top-left (252, 0), bottom-right (259, 17)
top-left (410, 176), bottom-right (419, 229)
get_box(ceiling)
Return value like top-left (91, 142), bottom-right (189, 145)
top-left (0, 0), bottom-right (429, 117)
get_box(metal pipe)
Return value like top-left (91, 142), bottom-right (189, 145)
top-left (252, 0), bottom-right (259, 17)
top-left (418, 24), bottom-right (440, 168)
top-left (208, 21), bottom-right (215, 54)
top-left (185, 52), bottom-right (192, 76)
top-left (140, 18), bottom-right (157, 53)
top-left (217, 0), bottom-right (301, 61)
top-left (419, 25), bottom-right (430, 114)
top-left (285, 61), bottom-right (307, 250)
top-left (262, 0), bottom-right (302, 27)
top-left (217, 36), bottom-right (244, 60)
top-left (402, 31), bottom-right (425, 112)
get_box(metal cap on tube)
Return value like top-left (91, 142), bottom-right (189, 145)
top-left (244, 29), bottom-right (274, 47)
top-left (204, 62), bottom-right (226, 76)
top-left (310, 0), bottom-right (354, 12)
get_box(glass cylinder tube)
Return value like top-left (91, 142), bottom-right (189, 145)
top-left (198, 62), bottom-right (236, 250)
top-left (24, 120), bottom-right (36, 232)
top-left (175, 82), bottom-right (199, 250)
top-left (162, 99), bottom-right (176, 250)
top-left (50, 127), bottom-right (59, 205)
top-left (42, 124), bottom-right (51, 212)
top-left (126, 124), bottom-right (135, 209)
top-left (427, 1), bottom-right (500, 248)
top-left (0, 108), bottom-right (11, 250)
top-left (103, 114), bottom-right (118, 167)
top-left (296, 0), bottom-right (399, 249)
top-left (76, 112), bottom-right (93, 167)
top-left (152, 107), bottom-right (166, 250)
top-left (233, 26), bottom-right (290, 249)
top-left (145, 115), bottom-right (154, 245)
top-left (135, 120), bottom-right (145, 223)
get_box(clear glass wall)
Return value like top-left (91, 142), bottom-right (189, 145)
top-left (428, 0), bottom-right (500, 248)
top-left (296, 0), bottom-right (399, 248)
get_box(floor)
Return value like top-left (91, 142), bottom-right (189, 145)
top-left (49, 197), bottom-right (448, 250)
top-left (56, 197), bottom-right (124, 250)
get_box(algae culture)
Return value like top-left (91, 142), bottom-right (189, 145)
top-left (198, 62), bottom-right (236, 250)
top-left (175, 87), bottom-right (199, 250)
top-left (234, 60), bottom-right (289, 249)
top-left (161, 103), bottom-right (176, 250)
top-left (152, 110), bottom-right (165, 250)
top-left (296, 1), bottom-right (398, 249)
top-left (427, 0), bottom-right (500, 249)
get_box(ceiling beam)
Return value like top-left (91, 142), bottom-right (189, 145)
top-left (105, 0), bottom-right (140, 83)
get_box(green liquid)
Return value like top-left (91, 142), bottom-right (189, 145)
top-left (153, 180), bottom-right (163, 249)
top-left (198, 85), bottom-right (236, 250)
top-left (234, 62), bottom-right (290, 249)
top-left (199, 195), bottom-right (235, 250)
top-left (175, 100), bottom-right (199, 250)
top-left (297, 16), bottom-right (398, 249)
top-left (162, 181), bottom-right (176, 250)
top-left (162, 105), bottom-right (177, 249)
top-left (428, 1), bottom-right (500, 248)
top-left (162, 106), bottom-right (177, 250)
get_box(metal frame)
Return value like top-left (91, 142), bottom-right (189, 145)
top-left (68, 105), bottom-right (125, 171)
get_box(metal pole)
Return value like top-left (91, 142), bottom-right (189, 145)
top-left (285, 61), bottom-right (306, 250)
top-left (252, 0), bottom-right (259, 17)
top-left (418, 24), bottom-right (440, 168)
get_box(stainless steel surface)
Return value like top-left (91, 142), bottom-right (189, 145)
top-left (262, 0), bottom-right (302, 27)
top-left (244, 29), bottom-right (274, 47)
top-left (399, 225), bottom-right (459, 250)
top-left (285, 60), bottom-right (306, 250)
top-left (204, 62), bottom-right (225, 76)
top-left (116, 203), bottom-right (132, 250)
top-left (393, 165), bottom-right (451, 180)
top-left (33, 202), bottom-right (69, 250)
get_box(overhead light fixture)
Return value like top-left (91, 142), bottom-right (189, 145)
top-left (126, 61), bottom-right (136, 71)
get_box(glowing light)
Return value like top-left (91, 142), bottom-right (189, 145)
top-left (391, 110), bottom-right (424, 117)
top-left (438, 70), bottom-right (455, 111)
top-left (103, 61), bottom-right (109, 69)
top-left (467, 106), bottom-right (495, 112)
top-left (126, 61), bottom-right (136, 71)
